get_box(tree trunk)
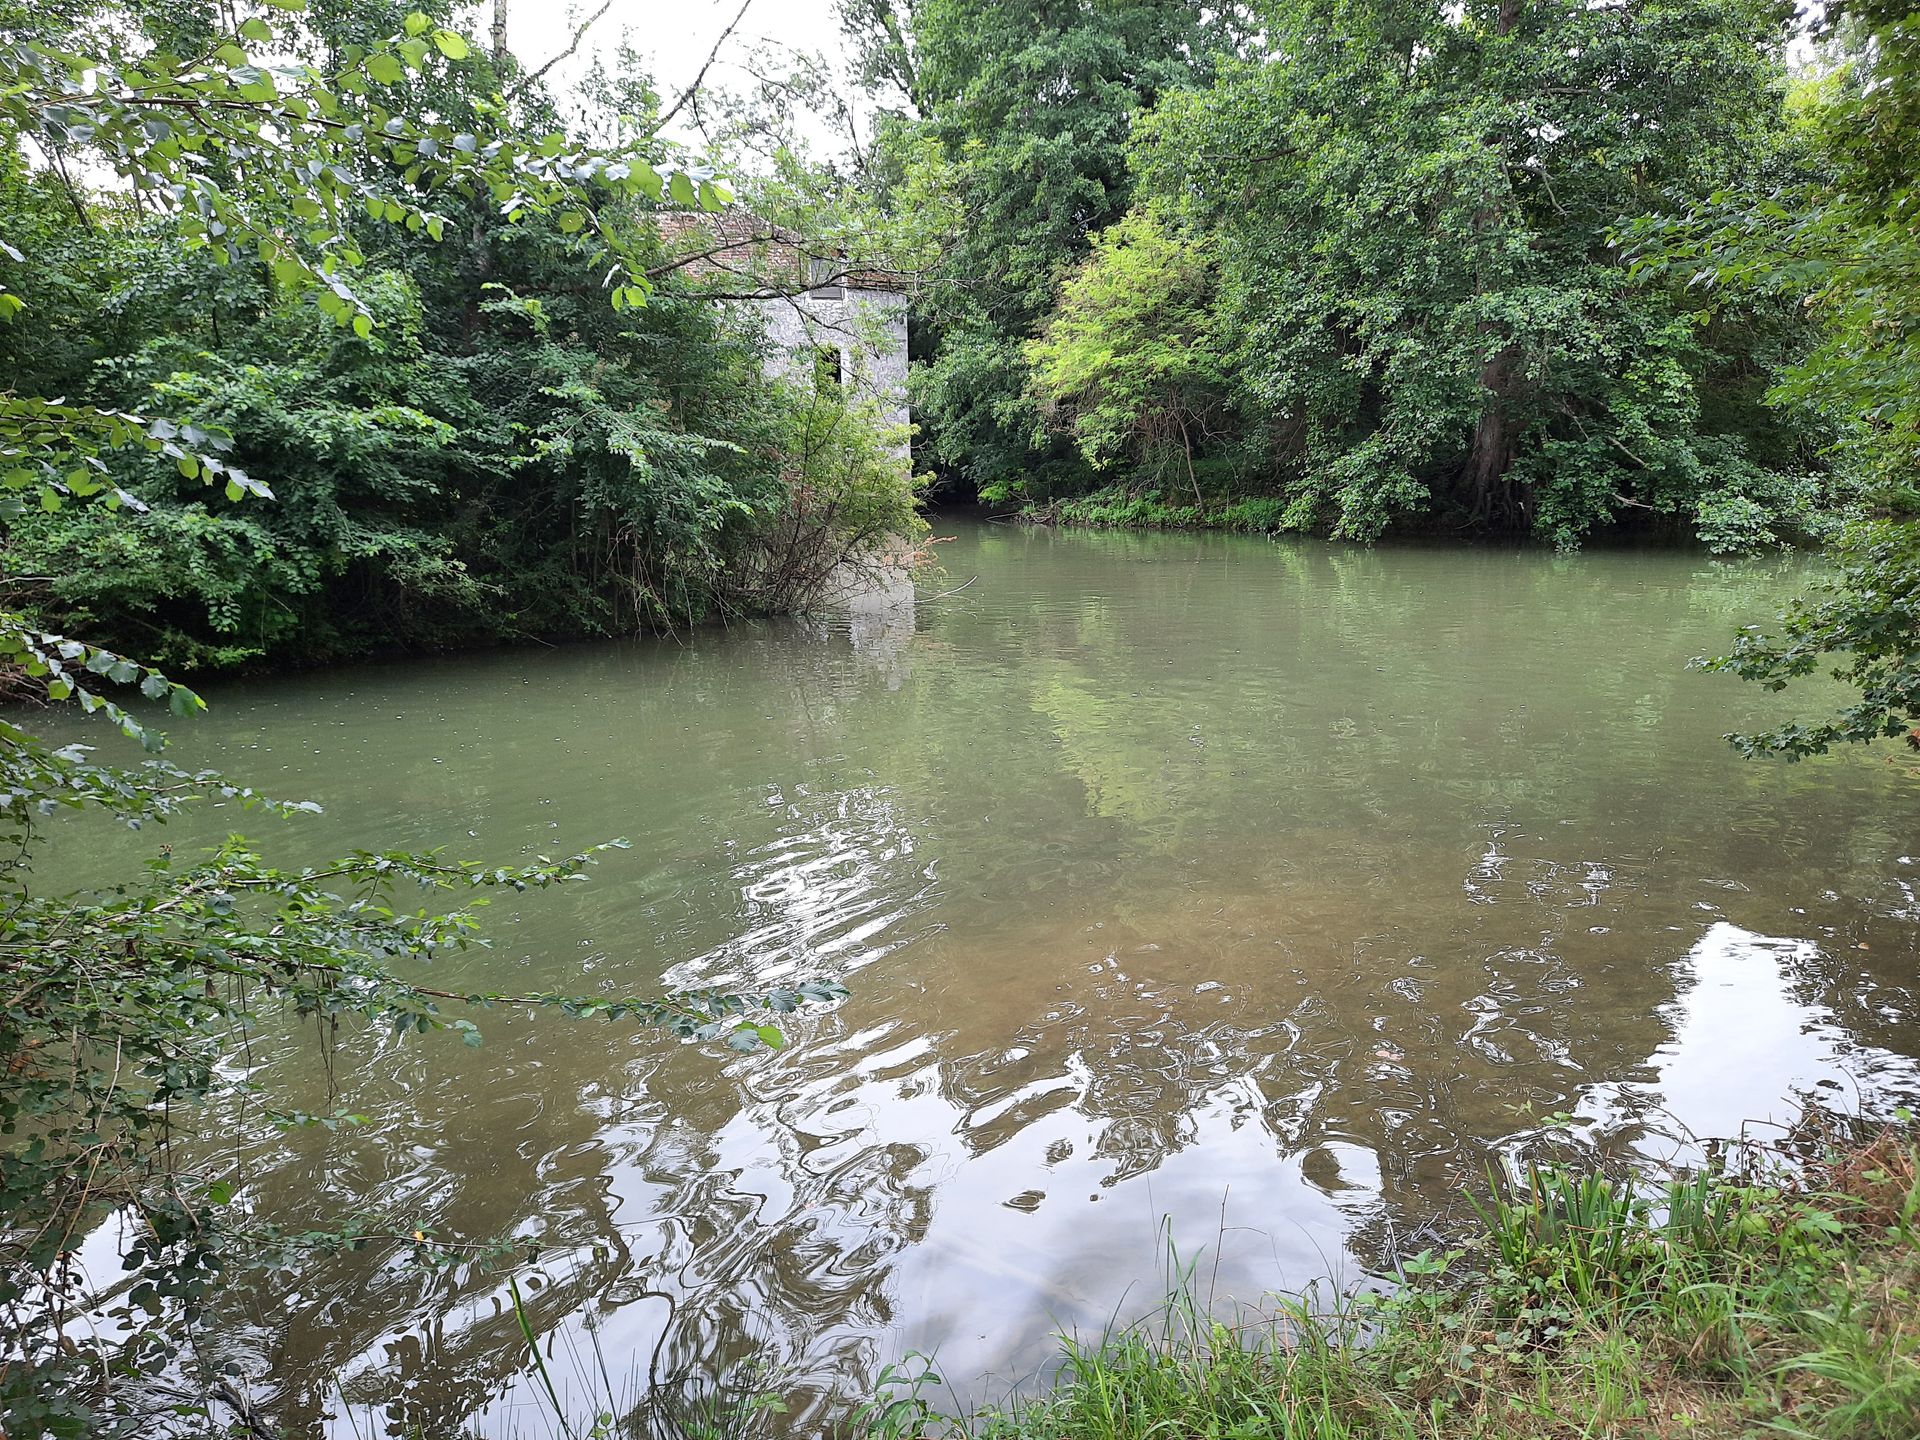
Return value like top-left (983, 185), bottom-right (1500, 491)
top-left (491, 0), bottom-right (509, 62)
top-left (1464, 349), bottom-right (1520, 530)
top-left (1176, 410), bottom-right (1204, 511)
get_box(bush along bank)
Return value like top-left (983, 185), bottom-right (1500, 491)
top-left (866, 1113), bottom-right (1920, 1440)
top-left (1020, 490), bottom-right (1291, 535)
top-left (1013, 486), bottom-right (1753, 546)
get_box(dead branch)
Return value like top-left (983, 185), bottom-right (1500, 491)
top-left (506, 0), bottom-right (613, 99)
top-left (651, 0), bottom-right (755, 136)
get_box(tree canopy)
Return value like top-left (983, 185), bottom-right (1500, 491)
top-left (845, 0), bottom-right (1920, 754)
top-left (842, 0), bottom-right (1248, 497)
top-left (1635, 0), bottom-right (1920, 755)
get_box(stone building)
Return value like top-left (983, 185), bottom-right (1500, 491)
top-left (653, 212), bottom-right (911, 461)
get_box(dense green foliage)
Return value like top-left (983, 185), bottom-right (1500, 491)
top-left (1129, 0), bottom-right (1819, 547)
top-left (842, 0), bottom-right (1246, 498)
top-left (1024, 210), bottom-right (1227, 503)
top-left (1641, 3), bottom-right (1920, 503)
top-left (1013, 1), bottom-right (1818, 545)
top-left (1636, 2), bottom-right (1920, 755)
top-left (0, 2), bottom-right (876, 1432)
top-left (2, 198), bottom-right (913, 666)
top-left (1, 0), bottom-right (921, 672)
top-left (849, 0), bottom-right (1832, 542)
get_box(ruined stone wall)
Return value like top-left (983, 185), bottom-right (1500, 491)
top-left (756, 288), bottom-right (911, 462)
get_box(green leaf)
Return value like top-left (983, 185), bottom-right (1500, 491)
top-left (432, 30), bottom-right (469, 60)
top-left (367, 52), bottom-right (405, 84)
top-left (668, 171), bottom-right (696, 206)
top-left (238, 16), bottom-right (273, 43)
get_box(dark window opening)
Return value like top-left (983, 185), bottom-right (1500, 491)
top-left (814, 346), bottom-right (843, 391)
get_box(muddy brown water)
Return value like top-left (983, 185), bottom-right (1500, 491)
top-left (50, 521), bottom-right (1920, 1435)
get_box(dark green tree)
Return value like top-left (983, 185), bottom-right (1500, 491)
top-left (2, 0), bottom-right (922, 669)
top-left (1107, 0), bottom-right (1814, 547)
top-left (1636, 3), bottom-right (1920, 755)
top-left (843, 0), bottom-right (1244, 500)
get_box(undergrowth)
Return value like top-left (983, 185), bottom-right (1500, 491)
top-left (896, 1111), bottom-right (1920, 1440)
top-left (1023, 490), bottom-right (1287, 535)
top-left (493, 1112), bottom-right (1920, 1440)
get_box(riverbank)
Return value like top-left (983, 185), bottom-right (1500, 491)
top-left (908, 1115), bottom-right (1920, 1440)
top-left (1011, 487), bottom-right (1725, 547)
top-left (1018, 489), bottom-right (1289, 534)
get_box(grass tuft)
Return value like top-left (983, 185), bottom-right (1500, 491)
top-left (909, 1113), bottom-right (1920, 1440)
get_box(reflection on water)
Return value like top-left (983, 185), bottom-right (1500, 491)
top-left (1580, 921), bottom-right (1920, 1165)
top-left (47, 523), bottom-right (1920, 1435)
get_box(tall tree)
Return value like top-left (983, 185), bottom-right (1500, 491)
top-left (843, 0), bottom-right (1243, 498)
top-left (1638, 2), bottom-right (1920, 755)
top-left (1057, 0), bottom-right (1814, 546)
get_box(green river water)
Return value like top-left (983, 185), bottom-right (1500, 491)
top-left (54, 520), bottom-right (1920, 1435)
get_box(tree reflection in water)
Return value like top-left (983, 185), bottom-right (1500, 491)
top-left (48, 524), bottom-right (1919, 1437)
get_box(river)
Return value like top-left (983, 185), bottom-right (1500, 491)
top-left (53, 519), bottom-right (1920, 1435)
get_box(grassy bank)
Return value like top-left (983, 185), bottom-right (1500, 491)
top-left (864, 1115), bottom-right (1920, 1440)
top-left (1021, 490), bottom-right (1289, 534)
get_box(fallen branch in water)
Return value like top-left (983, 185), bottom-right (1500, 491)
top-left (922, 574), bottom-right (978, 602)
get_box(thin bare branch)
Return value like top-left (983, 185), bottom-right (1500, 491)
top-left (651, 0), bottom-right (754, 135)
top-left (506, 0), bottom-right (613, 100)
